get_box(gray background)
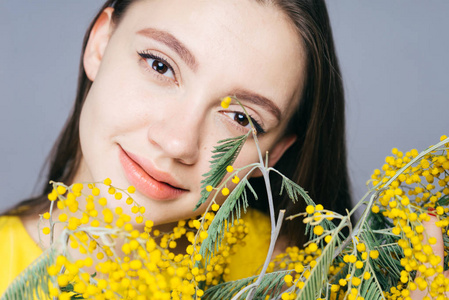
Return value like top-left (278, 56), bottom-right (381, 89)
top-left (0, 1), bottom-right (448, 213)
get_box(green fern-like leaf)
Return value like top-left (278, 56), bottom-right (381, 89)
top-left (276, 173), bottom-right (340, 242)
top-left (437, 194), bottom-right (449, 207)
top-left (360, 224), bottom-right (403, 291)
top-left (202, 270), bottom-right (291, 300)
top-left (295, 220), bottom-right (344, 300)
top-left (200, 178), bottom-right (257, 263)
top-left (358, 264), bottom-right (385, 300)
top-left (1, 248), bottom-right (56, 300)
top-left (195, 133), bottom-right (250, 210)
top-left (275, 172), bottom-right (314, 205)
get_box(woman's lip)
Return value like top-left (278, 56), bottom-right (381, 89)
top-left (118, 147), bottom-right (187, 201)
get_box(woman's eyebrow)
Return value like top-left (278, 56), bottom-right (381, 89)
top-left (136, 27), bottom-right (198, 72)
top-left (232, 89), bottom-right (281, 121)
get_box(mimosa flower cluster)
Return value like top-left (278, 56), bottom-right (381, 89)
top-left (41, 179), bottom-right (248, 300)
top-left (275, 135), bottom-right (449, 300)
top-left (38, 135), bottom-right (449, 300)
top-left (368, 135), bottom-right (449, 299)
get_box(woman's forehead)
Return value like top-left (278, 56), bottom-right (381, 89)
top-left (115, 0), bottom-right (306, 114)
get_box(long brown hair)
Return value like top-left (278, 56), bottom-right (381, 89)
top-left (7, 0), bottom-right (351, 247)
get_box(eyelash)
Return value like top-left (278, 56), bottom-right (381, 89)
top-left (137, 51), bottom-right (177, 83)
top-left (225, 111), bottom-right (266, 134)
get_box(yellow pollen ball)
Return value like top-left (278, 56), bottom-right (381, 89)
top-left (127, 186), bottom-right (136, 193)
top-left (57, 275), bottom-right (69, 287)
top-left (48, 191), bottom-right (57, 201)
top-left (355, 261), bottom-right (364, 269)
top-left (56, 186), bottom-right (67, 195)
top-left (42, 227), bottom-right (51, 235)
top-left (192, 219), bottom-right (201, 229)
top-left (200, 231), bottom-right (208, 240)
top-left (58, 214), bottom-right (68, 222)
top-left (211, 203), bottom-right (220, 211)
top-left (43, 212), bottom-right (51, 220)
top-left (352, 277), bottom-right (361, 286)
top-left (130, 260), bottom-right (142, 270)
top-left (232, 176), bottom-right (240, 184)
top-left (98, 197), bottom-right (107, 206)
top-left (103, 178), bottom-right (112, 185)
top-left (72, 183), bottom-right (83, 193)
top-left (222, 188), bottom-right (230, 196)
top-left (284, 274), bottom-right (293, 284)
top-left (206, 185), bottom-right (213, 192)
top-left (221, 96), bottom-right (232, 108)
top-left (131, 206), bottom-right (139, 214)
top-left (92, 187), bottom-right (100, 196)
top-left (370, 250), bottom-right (379, 259)
top-left (306, 205), bottom-right (315, 214)
top-left (226, 165), bottom-right (234, 173)
top-left (195, 254), bottom-right (202, 261)
top-left (313, 225), bottom-right (324, 236)
top-left (357, 243), bottom-right (366, 252)
top-left (401, 197), bottom-right (410, 206)
top-left (308, 243), bottom-right (318, 252)
top-left (339, 279), bottom-right (347, 286)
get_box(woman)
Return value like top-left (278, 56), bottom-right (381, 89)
top-left (0, 0), bottom-right (354, 295)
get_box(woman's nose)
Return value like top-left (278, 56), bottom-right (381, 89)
top-left (147, 105), bottom-right (202, 165)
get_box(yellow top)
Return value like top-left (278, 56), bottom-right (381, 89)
top-left (0, 216), bottom-right (43, 295)
top-left (225, 209), bottom-right (271, 281)
top-left (0, 209), bottom-right (271, 295)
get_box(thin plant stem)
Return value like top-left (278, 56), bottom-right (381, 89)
top-left (246, 210), bottom-right (285, 300)
top-left (235, 98), bottom-right (287, 299)
top-left (230, 283), bottom-right (258, 300)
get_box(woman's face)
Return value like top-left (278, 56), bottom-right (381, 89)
top-left (76, 0), bottom-right (306, 225)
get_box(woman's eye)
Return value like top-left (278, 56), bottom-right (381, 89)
top-left (234, 112), bottom-right (250, 127)
top-left (146, 58), bottom-right (175, 79)
top-left (224, 112), bottom-right (265, 134)
top-left (224, 112), bottom-right (250, 127)
top-left (138, 52), bottom-right (176, 81)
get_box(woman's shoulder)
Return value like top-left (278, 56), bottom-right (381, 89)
top-left (0, 215), bottom-right (43, 295)
top-left (0, 215), bottom-right (43, 256)
top-left (0, 214), bottom-right (24, 226)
